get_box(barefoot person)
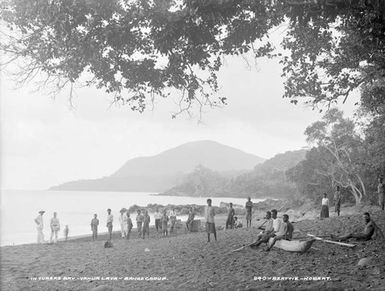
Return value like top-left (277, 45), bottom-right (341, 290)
top-left (226, 203), bottom-right (235, 229)
top-left (161, 210), bottom-right (169, 237)
top-left (169, 208), bottom-right (177, 233)
top-left (378, 178), bottom-right (384, 211)
top-left (266, 214), bottom-right (293, 251)
top-left (186, 207), bottom-right (195, 232)
top-left (245, 197), bottom-right (253, 228)
top-left (250, 211), bottom-right (274, 248)
top-left (91, 214), bottom-right (99, 241)
top-left (320, 193), bottom-right (329, 219)
top-left (334, 186), bottom-right (342, 216)
top-left (205, 199), bottom-right (217, 242)
top-left (106, 209), bottom-right (113, 240)
top-left (142, 210), bottom-right (150, 239)
top-left (126, 212), bottom-right (133, 240)
top-left (34, 210), bottom-right (45, 244)
top-left (136, 210), bottom-right (144, 238)
top-left (331, 212), bottom-right (384, 241)
top-left (50, 212), bottom-right (60, 244)
top-left (119, 209), bottom-right (128, 238)
top-left (154, 208), bottom-right (162, 233)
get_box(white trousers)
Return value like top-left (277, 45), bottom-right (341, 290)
top-left (37, 227), bottom-right (44, 243)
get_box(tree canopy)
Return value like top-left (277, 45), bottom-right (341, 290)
top-left (1, 0), bottom-right (384, 114)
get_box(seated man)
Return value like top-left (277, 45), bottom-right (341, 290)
top-left (250, 211), bottom-right (275, 248)
top-left (331, 212), bottom-right (384, 242)
top-left (266, 214), bottom-right (292, 251)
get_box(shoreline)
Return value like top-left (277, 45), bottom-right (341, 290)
top-left (1, 205), bottom-right (385, 290)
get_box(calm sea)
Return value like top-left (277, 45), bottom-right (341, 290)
top-left (0, 190), bottom-right (263, 246)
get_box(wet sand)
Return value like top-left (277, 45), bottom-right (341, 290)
top-left (1, 206), bottom-right (385, 290)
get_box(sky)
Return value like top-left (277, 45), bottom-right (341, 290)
top-left (0, 51), bottom-right (359, 190)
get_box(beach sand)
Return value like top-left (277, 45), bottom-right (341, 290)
top-left (1, 206), bottom-right (385, 291)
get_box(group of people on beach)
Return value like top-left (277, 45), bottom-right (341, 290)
top-left (34, 211), bottom-right (69, 244)
top-left (99, 207), bottom-right (187, 242)
top-left (320, 178), bottom-right (385, 219)
top-left (34, 177), bottom-right (384, 246)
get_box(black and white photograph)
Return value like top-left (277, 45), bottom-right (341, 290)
top-left (1, 0), bottom-right (385, 290)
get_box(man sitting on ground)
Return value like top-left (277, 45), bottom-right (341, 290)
top-left (250, 210), bottom-right (279, 248)
top-left (266, 214), bottom-right (293, 251)
top-left (331, 212), bottom-right (384, 242)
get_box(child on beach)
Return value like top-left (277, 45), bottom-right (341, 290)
top-left (161, 211), bottom-right (169, 237)
top-left (205, 199), bottom-right (217, 242)
top-left (136, 210), bottom-right (144, 238)
top-left (126, 212), bottom-right (133, 240)
top-left (91, 214), bottom-right (99, 241)
top-left (142, 210), bottom-right (150, 239)
top-left (64, 225), bottom-right (69, 241)
top-left (106, 209), bottom-right (113, 240)
top-left (50, 212), bottom-right (60, 244)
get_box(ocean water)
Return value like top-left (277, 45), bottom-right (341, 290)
top-left (0, 190), bottom-right (263, 246)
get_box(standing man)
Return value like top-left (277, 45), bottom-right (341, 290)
top-left (106, 208), bottom-right (113, 240)
top-left (245, 197), bottom-right (253, 228)
top-left (154, 208), bottom-right (162, 233)
top-left (186, 207), bottom-right (195, 232)
top-left (34, 210), bottom-right (45, 244)
top-left (126, 213), bottom-right (133, 240)
top-left (334, 186), bottom-right (342, 216)
top-left (205, 199), bottom-right (217, 242)
top-left (169, 208), bottom-right (177, 233)
top-left (91, 214), bottom-right (99, 241)
top-left (119, 209), bottom-right (128, 238)
top-left (50, 212), bottom-right (60, 244)
top-left (136, 210), bottom-right (144, 238)
top-left (378, 178), bottom-right (384, 211)
top-left (142, 210), bottom-right (151, 239)
top-left (226, 203), bottom-right (235, 229)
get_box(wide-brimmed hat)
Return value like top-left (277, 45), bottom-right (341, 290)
top-left (38, 210), bottom-right (45, 214)
top-left (120, 208), bottom-right (127, 213)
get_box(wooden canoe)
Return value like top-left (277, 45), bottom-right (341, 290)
top-left (268, 238), bottom-right (315, 253)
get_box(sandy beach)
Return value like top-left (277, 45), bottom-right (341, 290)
top-left (1, 206), bottom-right (385, 291)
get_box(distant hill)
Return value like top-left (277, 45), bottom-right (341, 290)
top-left (50, 140), bottom-right (265, 192)
top-left (164, 149), bottom-right (308, 198)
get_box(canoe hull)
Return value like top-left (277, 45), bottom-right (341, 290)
top-left (268, 238), bottom-right (315, 253)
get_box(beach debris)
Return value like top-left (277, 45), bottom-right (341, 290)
top-left (306, 234), bottom-right (356, 248)
top-left (144, 248), bottom-right (150, 252)
top-left (357, 257), bottom-right (374, 267)
top-left (104, 241), bottom-right (113, 248)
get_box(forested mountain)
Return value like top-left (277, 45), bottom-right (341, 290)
top-left (164, 150), bottom-right (307, 198)
top-left (50, 140), bottom-right (264, 192)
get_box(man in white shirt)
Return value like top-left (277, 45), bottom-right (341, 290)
top-left (106, 208), bottom-right (113, 240)
top-left (119, 209), bottom-right (128, 238)
top-left (271, 209), bottom-right (282, 233)
top-left (205, 199), bottom-right (217, 242)
top-left (50, 212), bottom-right (60, 244)
top-left (34, 210), bottom-right (45, 244)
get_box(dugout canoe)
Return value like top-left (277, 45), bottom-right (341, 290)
top-left (267, 238), bottom-right (315, 253)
